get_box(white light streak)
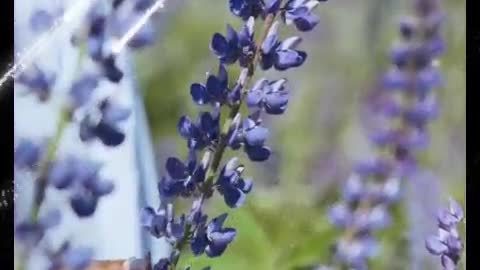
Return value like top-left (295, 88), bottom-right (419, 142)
top-left (0, 0), bottom-right (97, 89)
top-left (111, 0), bottom-right (166, 55)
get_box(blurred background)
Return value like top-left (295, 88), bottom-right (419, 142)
top-left (14, 0), bottom-right (465, 270)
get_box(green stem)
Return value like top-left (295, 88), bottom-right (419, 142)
top-left (30, 107), bottom-right (70, 222)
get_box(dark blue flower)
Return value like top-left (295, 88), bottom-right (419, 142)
top-left (100, 55), bottom-right (124, 83)
top-left (246, 78), bottom-right (289, 114)
top-left (210, 18), bottom-right (255, 66)
top-left (190, 213), bottom-right (237, 257)
top-left (87, 13), bottom-right (107, 61)
top-left (260, 23), bottom-right (307, 70)
top-left (141, 206), bottom-right (168, 238)
top-left (245, 116), bottom-right (271, 161)
top-left (177, 110), bottom-right (220, 150)
top-left (85, 9), bottom-right (124, 82)
top-left (216, 158), bottom-right (253, 208)
top-left (191, 64), bottom-right (229, 105)
top-left (158, 151), bottom-right (207, 198)
top-left (80, 99), bottom-right (131, 147)
top-left (229, 0), bottom-right (264, 20)
top-left (283, 0), bottom-right (321, 32)
top-left (142, 204), bottom-right (186, 242)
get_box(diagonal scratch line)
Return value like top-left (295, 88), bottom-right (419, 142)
top-left (4, 0), bottom-right (167, 92)
top-left (1, 0), bottom-right (97, 89)
top-left (111, 0), bottom-right (166, 55)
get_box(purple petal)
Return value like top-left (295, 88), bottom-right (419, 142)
top-left (275, 49), bottom-right (307, 70)
top-left (210, 33), bottom-right (228, 56)
top-left (177, 116), bottom-right (193, 138)
top-left (293, 14), bottom-right (319, 32)
top-left (329, 203), bottom-right (352, 228)
top-left (244, 126), bottom-right (269, 146)
top-left (206, 75), bottom-right (223, 98)
top-left (245, 145), bottom-right (271, 162)
top-left (166, 157), bottom-right (188, 179)
top-left (222, 184), bottom-right (246, 208)
top-left (69, 75), bottom-right (98, 108)
top-left (190, 83), bottom-right (209, 105)
top-left (441, 255), bottom-right (456, 270)
top-left (208, 213), bottom-right (228, 233)
top-left (246, 90), bottom-right (263, 107)
top-left (208, 228), bottom-right (237, 246)
top-left (48, 159), bottom-right (75, 189)
top-left (425, 236), bottom-right (448, 255)
top-left (30, 9), bottom-right (54, 32)
top-left (449, 198), bottom-right (464, 221)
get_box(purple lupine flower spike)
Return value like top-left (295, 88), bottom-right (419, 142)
top-left (142, 0), bottom-right (329, 268)
top-left (426, 199), bottom-right (465, 270)
top-left (323, 0), bottom-right (447, 269)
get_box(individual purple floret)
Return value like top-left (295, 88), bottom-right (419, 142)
top-left (79, 99), bottom-right (131, 147)
top-left (425, 199), bottom-right (465, 270)
top-left (190, 213), bottom-right (237, 257)
top-left (260, 22), bottom-right (307, 70)
top-left (16, 65), bottom-right (56, 102)
top-left (215, 157), bottom-right (253, 208)
top-left (228, 114), bottom-right (272, 161)
top-left (229, 0), bottom-right (265, 20)
top-left (158, 151), bottom-right (208, 199)
top-left (177, 110), bottom-right (220, 151)
top-left (282, 0), bottom-right (322, 32)
top-left (246, 78), bottom-right (289, 114)
top-left (210, 18), bottom-right (255, 67)
top-left (190, 64), bottom-right (230, 106)
top-left (48, 156), bottom-right (114, 217)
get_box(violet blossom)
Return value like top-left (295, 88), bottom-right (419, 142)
top-left (142, 1), bottom-right (329, 269)
top-left (324, 0), bottom-right (448, 269)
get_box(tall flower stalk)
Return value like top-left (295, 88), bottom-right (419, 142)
top-left (141, 1), bottom-right (328, 269)
top-left (324, 0), bottom-right (447, 269)
top-left (14, 0), bottom-right (162, 269)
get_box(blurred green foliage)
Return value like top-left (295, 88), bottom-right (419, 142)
top-left (135, 0), bottom-right (465, 269)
